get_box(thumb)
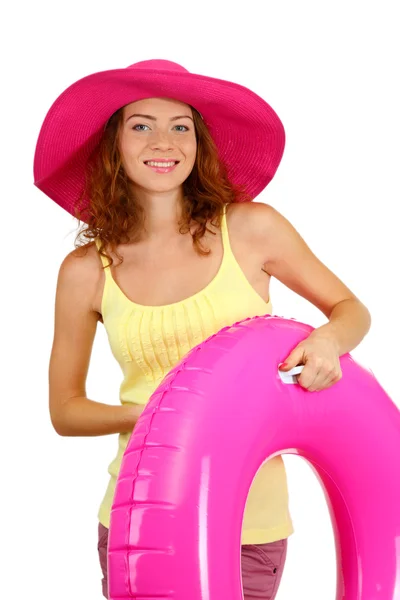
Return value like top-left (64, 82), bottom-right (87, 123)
top-left (279, 348), bottom-right (304, 371)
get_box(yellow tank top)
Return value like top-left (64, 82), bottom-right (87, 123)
top-left (94, 204), bottom-right (294, 544)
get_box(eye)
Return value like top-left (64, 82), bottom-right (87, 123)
top-left (132, 124), bottom-right (149, 131)
top-left (131, 124), bottom-right (189, 132)
top-left (174, 125), bottom-right (189, 132)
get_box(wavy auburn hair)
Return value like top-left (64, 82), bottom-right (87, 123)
top-left (73, 103), bottom-right (252, 269)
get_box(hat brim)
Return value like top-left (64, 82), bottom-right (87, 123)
top-left (33, 66), bottom-right (285, 220)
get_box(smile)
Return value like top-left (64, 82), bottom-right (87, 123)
top-left (144, 161), bottom-right (179, 174)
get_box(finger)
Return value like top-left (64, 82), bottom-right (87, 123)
top-left (298, 367), bottom-right (321, 391)
top-left (312, 371), bottom-right (338, 392)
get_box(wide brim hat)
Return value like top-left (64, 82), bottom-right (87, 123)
top-left (33, 59), bottom-right (285, 222)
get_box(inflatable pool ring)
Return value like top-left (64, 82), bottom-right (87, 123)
top-left (107, 315), bottom-right (400, 599)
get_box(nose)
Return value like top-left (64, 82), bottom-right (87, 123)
top-left (149, 129), bottom-right (176, 150)
top-left (151, 142), bottom-right (175, 153)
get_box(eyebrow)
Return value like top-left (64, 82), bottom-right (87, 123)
top-left (125, 113), bottom-right (193, 123)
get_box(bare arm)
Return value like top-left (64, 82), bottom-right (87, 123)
top-left (53, 395), bottom-right (144, 437)
top-left (49, 244), bottom-right (144, 437)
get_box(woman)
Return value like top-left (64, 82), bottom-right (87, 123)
top-left (34, 59), bottom-right (371, 599)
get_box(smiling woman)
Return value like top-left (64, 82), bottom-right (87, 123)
top-left (122, 107), bottom-right (195, 175)
top-left (34, 58), bottom-right (371, 600)
top-left (72, 95), bottom-right (251, 260)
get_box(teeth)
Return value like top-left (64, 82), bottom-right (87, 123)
top-left (145, 161), bottom-right (177, 167)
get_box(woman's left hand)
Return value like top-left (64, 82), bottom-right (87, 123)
top-left (279, 332), bottom-right (342, 392)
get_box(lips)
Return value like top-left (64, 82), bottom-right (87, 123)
top-left (144, 160), bottom-right (180, 164)
top-left (144, 161), bottom-right (180, 174)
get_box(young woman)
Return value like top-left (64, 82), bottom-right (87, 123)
top-left (34, 59), bottom-right (371, 599)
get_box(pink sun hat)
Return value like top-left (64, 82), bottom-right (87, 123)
top-left (33, 59), bottom-right (285, 222)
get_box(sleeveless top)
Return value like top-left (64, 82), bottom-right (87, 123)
top-left (94, 203), bottom-right (294, 544)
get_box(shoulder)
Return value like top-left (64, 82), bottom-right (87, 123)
top-left (227, 199), bottom-right (272, 215)
top-left (226, 201), bottom-right (297, 264)
top-left (59, 240), bottom-right (100, 277)
top-left (57, 241), bottom-right (103, 310)
top-left (226, 200), bottom-right (277, 240)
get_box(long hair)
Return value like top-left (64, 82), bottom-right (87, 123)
top-left (72, 104), bottom-right (252, 269)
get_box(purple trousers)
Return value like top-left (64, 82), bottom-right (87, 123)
top-left (97, 522), bottom-right (288, 599)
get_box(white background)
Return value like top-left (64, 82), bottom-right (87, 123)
top-left (2, 1), bottom-right (399, 598)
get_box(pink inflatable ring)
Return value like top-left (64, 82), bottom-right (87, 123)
top-left (107, 315), bottom-right (400, 599)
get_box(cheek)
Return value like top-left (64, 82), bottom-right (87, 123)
top-left (119, 130), bottom-right (142, 155)
top-left (183, 140), bottom-right (197, 162)
top-left (119, 142), bottom-right (143, 173)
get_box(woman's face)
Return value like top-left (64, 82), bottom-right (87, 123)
top-left (118, 97), bottom-right (197, 194)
